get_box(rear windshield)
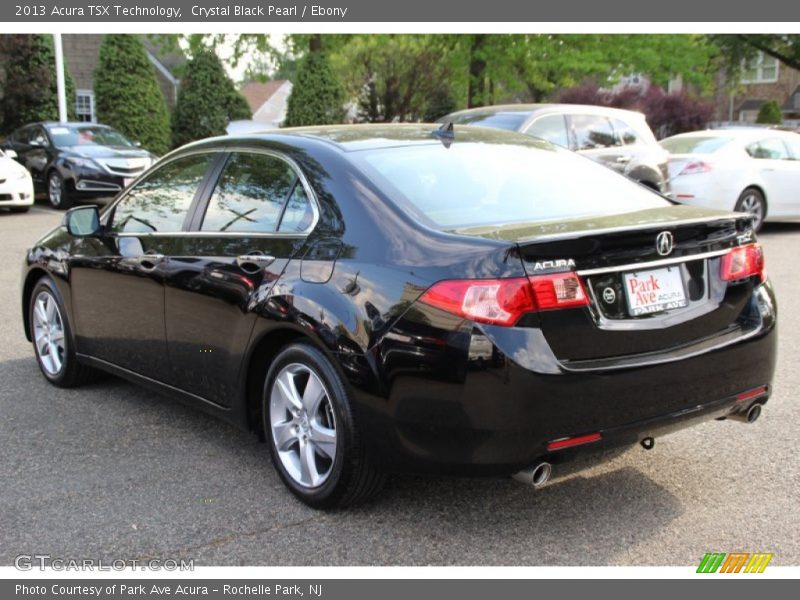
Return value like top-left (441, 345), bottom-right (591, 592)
top-left (446, 112), bottom-right (529, 131)
top-left (660, 136), bottom-right (732, 154)
top-left (352, 141), bottom-right (669, 230)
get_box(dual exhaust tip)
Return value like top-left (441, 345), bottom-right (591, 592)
top-left (729, 403), bottom-right (762, 424)
top-left (513, 461), bottom-right (552, 488)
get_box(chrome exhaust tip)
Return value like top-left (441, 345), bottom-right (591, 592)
top-left (513, 462), bottom-right (553, 488)
top-left (728, 403), bottom-right (762, 424)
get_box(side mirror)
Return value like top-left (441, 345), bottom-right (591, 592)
top-left (29, 139), bottom-right (47, 148)
top-left (4, 149), bottom-right (17, 159)
top-left (64, 205), bottom-right (101, 237)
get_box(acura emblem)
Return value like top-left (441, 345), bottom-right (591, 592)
top-left (656, 231), bottom-right (674, 256)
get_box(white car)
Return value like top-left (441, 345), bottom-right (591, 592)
top-left (661, 128), bottom-right (800, 230)
top-left (0, 148), bottom-right (34, 213)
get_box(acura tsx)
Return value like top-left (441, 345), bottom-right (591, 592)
top-left (21, 124), bottom-right (777, 507)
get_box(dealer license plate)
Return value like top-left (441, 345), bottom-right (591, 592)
top-left (623, 266), bottom-right (688, 316)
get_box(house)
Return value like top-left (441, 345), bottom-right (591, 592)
top-left (62, 34), bottom-right (183, 123)
top-left (239, 80), bottom-right (293, 128)
top-left (715, 51), bottom-right (800, 124)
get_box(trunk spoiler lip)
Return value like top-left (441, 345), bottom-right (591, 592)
top-left (449, 209), bottom-right (748, 245)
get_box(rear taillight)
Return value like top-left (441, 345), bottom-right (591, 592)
top-left (720, 243), bottom-right (765, 282)
top-left (419, 272), bottom-right (588, 326)
top-left (678, 160), bottom-right (712, 176)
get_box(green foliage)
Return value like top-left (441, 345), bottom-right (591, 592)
top-left (284, 51), bottom-right (345, 127)
top-left (171, 48), bottom-right (252, 147)
top-left (710, 35), bottom-right (800, 78)
top-left (756, 100), bottom-right (783, 124)
top-left (94, 35), bottom-right (171, 155)
top-left (0, 34), bottom-right (76, 133)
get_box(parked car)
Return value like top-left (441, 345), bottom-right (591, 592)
top-left (0, 148), bottom-right (34, 213)
top-left (440, 104), bottom-right (670, 193)
top-left (21, 125), bottom-right (776, 508)
top-left (2, 122), bottom-right (157, 210)
top-left (661, 128), bottom-right (800, 231)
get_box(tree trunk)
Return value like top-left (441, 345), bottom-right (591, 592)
top-left (468, 35), bottom-right (487, 108)
top-left (309, 34), bottom-right (322, 53)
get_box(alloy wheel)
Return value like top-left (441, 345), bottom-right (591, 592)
top-left (32, 290), bottom-right (66, 375)
top-left (269, 363), bottom-right (337, 488)
top-left (48, 173), bottom-right (62, 208)
top-left (739, 192), bottom-right (764, 229)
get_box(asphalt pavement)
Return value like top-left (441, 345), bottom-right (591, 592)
top-left (1, 201), bottom-right (798, 566)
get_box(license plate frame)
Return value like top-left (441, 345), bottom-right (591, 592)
top-left (623, 266), bottom-right (688, 316)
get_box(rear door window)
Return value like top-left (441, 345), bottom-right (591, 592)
top-left (746, 139), bottom-right (791, 160)
top-left (611, 118), bottom-right (640, 145)
top-left (525, 115), bottom-right (570, 148)
top-left (571, 115), bottom-right (619, 150)
top-left (110, 153), bottom-right (213, 234)
top-left (200, 152), bottom-right (314, 234)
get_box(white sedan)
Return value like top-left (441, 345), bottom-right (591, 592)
top-left (0, 149), bottom-right (34, 213)
top-left (661, 128), bottom-right (800, 230)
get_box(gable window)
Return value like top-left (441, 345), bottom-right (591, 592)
top-left (742, 52), bottom-right (779, 84)
top-left (75, 90), bottom-right (95, 123)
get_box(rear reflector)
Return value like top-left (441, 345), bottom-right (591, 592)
top-left (419, 272), bottom-right (589, 326)
top-left (720, 243), bottom-right (765, 282)
top-left (736, 385), bottom-right (768, 403)
top-left (547, 433), bottom-right (602, 451)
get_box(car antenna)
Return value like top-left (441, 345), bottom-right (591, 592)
top-left (431, 122), bottom-right (455, 148)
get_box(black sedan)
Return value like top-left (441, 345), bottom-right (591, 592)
top-left (20, 125), bottom-right (777, 508)
top-left (3, 122), bottom-right (157, 209)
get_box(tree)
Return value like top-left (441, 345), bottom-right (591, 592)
top-left (94, 35), bottom-right (171, 155)
top-left (171, 48), bottom-right (252, 147)
top-left (284, 50), bottom-right (345, 127)
top-left (756, 100), bottom-right (783, 124)
top-left (0, 34), bottom-right (76, 133)
top-left (333, 35), bottom-right (455, 122)
top-left (710, 35), bottom-right (800, 74)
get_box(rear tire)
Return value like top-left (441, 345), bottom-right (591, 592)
top-left (29, 277), bottom-right (97, 387)
top-left (735, 188), bottom-right (766, 232)
top-left (263, 342), bottom-right (385, 508)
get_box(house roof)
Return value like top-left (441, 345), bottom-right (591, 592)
top-left (240, 80), bottom-right (289, 114)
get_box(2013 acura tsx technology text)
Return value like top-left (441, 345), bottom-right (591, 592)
top-left (21, 125), bottom-right (777, 507)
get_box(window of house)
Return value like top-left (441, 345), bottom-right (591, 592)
top-left (742, 52), bottom-right (779, 84)
top-left (75, 90), bottom-right (95, 123)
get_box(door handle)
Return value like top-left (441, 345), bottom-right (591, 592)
top-left (616, 156), bottom-right (632, 163)
top-left (236, 254), bottom-right (276, 270)
top-left (137, 254), bottom-right (165, 269)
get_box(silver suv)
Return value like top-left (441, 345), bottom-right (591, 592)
top-left (441, 104), bottom-right (671, 193)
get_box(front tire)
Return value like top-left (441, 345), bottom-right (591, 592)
top-left (29, 277), bottom-right (96, 387)
top-left (47, 171), bottom-right (73, 210)
top-left (263, 343), bottom-right (385, 508)
top-left (735, 188), bottom-right (766, 232)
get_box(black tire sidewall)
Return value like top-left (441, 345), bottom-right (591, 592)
top-left (262, 343), bottom-right (358, 507)
top-left (29, 277), bottom-right (78, 386)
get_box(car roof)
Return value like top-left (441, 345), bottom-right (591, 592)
top-left (664, 128), bottom-right (799, 141)
top-left (176, 123), bottom-right (550, 154)
top-left (39, 122), bottom-right (114, 129)
top-left (444, 103), bottom-right (647, 121)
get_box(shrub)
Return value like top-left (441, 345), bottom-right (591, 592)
top-left (0, 34), bottom-right (76, 133)
top-left (756, 100), bottom-right (783, 125)
top-left (171, 48), bottom-right (251, 147)
top-left (284, 51), bottom-right (345, 127)
top-left (94, 35), bottom-right (171, 155)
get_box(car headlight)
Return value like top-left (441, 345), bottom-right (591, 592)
top-left (67, 157), bottom-right (101, 171)
top-left (15, 169), bottom-right (30, 180)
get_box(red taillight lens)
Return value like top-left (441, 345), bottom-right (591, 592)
top-left (419, 272), bottom-right (589, 326)
top-left (720, 243), bottom-right (765, 282)
top-left (529, 272), bottom-right (589, 310)
top-left (679, 160), bottom-right (712, 176)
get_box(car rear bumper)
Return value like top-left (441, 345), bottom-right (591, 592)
top-left (355, 282), bottom-right (777, 475)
